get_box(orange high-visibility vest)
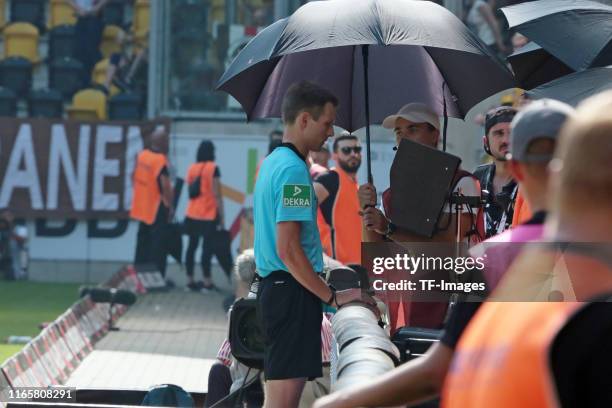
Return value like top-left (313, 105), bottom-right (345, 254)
top-left (185, 161), bottom-right (218, 221)
top-left (129, 149), bottom-right (168, 225)
top-left (317, 207), bottom-right (332, 256)
top-left (512, 189), bottom-right (532, 227)
top-left (443, 250), bottom-right (612, 408)
top-left (317, 167), bottom-right (361, 264)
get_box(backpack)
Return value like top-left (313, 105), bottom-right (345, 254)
top-left (141, 384), bottom-right (194, 407)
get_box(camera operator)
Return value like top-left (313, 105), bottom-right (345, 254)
top-left (474, 106), bottom-right (518, 238)
top-left (359, 103), bottom-right (484, 332)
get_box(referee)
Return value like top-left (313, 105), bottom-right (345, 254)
top-left (254, 81), bottom-right (372, 408)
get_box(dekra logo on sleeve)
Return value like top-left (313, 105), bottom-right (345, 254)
top-left (282, 184), bottom-right (311, 207)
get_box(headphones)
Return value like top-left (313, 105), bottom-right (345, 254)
top-left (483, 107), bottom-right (516, 157)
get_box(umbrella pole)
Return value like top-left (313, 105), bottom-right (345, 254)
top-left (442, 82), bottom-right (448, 152)
top-left (362, 44), bottom-right (373, 184)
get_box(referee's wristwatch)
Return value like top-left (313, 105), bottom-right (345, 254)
top-left (326, 285), bottom-right (337, 306)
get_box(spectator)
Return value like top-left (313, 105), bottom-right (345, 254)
top-left (474, 106), bottom-right (518, 238)
top-left (359, 103), bottom-right (483, 332)
top-left (314, 133), bottom-right (362, 264)
top-left (130, 128), bottom-right (174, 278)
top-left (0, 210), bottom-right (27, 280)
top-left (254, 81), bottom-right (372, 407)
top-left (466, 0), bottom-right (509, 56)
top-left (442, 91), bottom-right (612, 408)
top-left (313, 98), bottom-right (576, 408)
top-left (209, 250), bottom-right (338, 408)
top-left (105, 32), bottom-right (149, 96)
top-left (184, 140), bottom-right (226, 292)
top-left (205, 249), bottom-right (262, 408)
top-left (68, 0), bottom-right (109, 84)
top-left (255, 129), bottom-right (284, 181)
top-left (309, 145), bottom-right (330, 178)
top-left (268, 129), bottom-right (283, 154)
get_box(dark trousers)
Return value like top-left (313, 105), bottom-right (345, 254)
top-left (204, 363), bottom-right (232, 407)
top-left (134, 206), bottom-right (168, 277)
top-left (74, 15), bottom-right (104, 84)
top-left (204, 363), bottom-right (264, 408)
top-left (184, 218), bottom-right (218, 278)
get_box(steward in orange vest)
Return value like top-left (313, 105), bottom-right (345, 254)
top-left (183, 140), bottom-right (228, 292)
top-left (314, 134), bottom-right (362, 265)
top-left (443, 245), bottom-right (612, 408)
top-left (185, 161), bottom-right (218, 222)
top-left (130, 129), bottom-right (174, 277)
top-left (130, 149), bottom-right (169, 225)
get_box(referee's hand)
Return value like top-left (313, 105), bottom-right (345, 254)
top-left (335, 289), bottom-right (380, 318)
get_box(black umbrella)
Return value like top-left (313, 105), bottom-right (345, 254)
top-left (502, 0), bottom-right (612, 71)
top-left (217, 0), bottom-right (514, 182)
top-left (526, 66), bottom-right (612, 106)
top-left (507, 42), bottom-right (574, 89)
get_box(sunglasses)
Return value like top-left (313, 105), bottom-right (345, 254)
top-left (340, 146), bottom-right (362, 155)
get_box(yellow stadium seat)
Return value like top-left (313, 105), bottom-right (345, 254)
top-left (4, 23), bottom-right (40, 63)
top-left (91, 59), bottom-right (119, 96)
top-left (99, 25), bottom-right (124, 58)
top-left (133, 0), bottom-right (150, 36)
top-left (211, 0), bottom-right (225, 22)
top-left (49, 0), bottom-right (76, 28)
top-left (67, 88), bottom-right (107, 120)
top-left (92, 58), bottom-right (109, 85)
top-left (0, 0), bottom-right (6, 31)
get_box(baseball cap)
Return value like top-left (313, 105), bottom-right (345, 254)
top-left (382, 103), bottom-right (440, 130)
top-left (484, 106), bottom-right (517, 136)
top-left (507, 98), bottom-right (575, 162)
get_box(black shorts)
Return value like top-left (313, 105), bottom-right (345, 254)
top-left (257, 271), bottom-right (323, 380)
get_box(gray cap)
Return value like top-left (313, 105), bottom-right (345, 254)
top-left (507, 98), bottom-right (575, 162)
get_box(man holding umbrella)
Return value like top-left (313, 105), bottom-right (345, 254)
top-left (359, 103), bottom-right (483, 330)
top-left (254, 81), bottom-right (374, 408)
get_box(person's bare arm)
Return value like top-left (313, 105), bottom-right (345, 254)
top-left (314, 182), bottom-right (330, 204)
top-left (363, 221), bottom-right (385, 242)
top-left (93, 0), bottom-right (111, 14)
top-left (314, 342), bottom-right (453, 408)
top-left (277, 221), bottom-right (373, 307)
top-left (277, 221), bottom-right (335, 302)
top-left (363, 207), bottom-right (474, 243)
top-left (358, 183), bottom-right (384, 242)
top-left (105, 63), bottom-right (117, 90)
top-left (126, 49), bottom-right (146, 83)
top-left (160, 173), bottom-right (174, 220)
top-left (479, 3), bottom-right (506, 53)
top-left (213, 176), bottom-right (225, 228)
top-left (67, 0), bottom-right (85, 15)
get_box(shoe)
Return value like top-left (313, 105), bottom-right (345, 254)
top-left (186, 282), bottom-right (201, 292)
top-left (200, 282), bottom-right (219, 293)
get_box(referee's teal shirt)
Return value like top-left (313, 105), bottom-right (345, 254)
top-left (254, 143), bottom-right (324, 277)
